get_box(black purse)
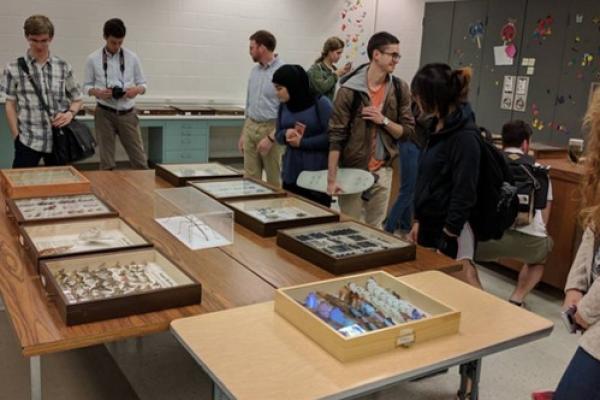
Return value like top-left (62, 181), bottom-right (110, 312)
top-left (17, 57), bottom-right (96, 164)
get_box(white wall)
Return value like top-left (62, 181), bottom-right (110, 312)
top-left (374, 0), bottom-right (425, 83)
top-left (0, 0), bottom-right (443, 103)
top-left (0, 0), bottom-right (378, 103)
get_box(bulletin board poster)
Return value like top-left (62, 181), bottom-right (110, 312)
top-left (501, 75), bottom-right (516, 110)
top-left (338, 0), bottom-right (376, 66)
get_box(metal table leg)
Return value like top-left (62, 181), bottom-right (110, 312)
top-left (212, 381), bottom-right (231, 400)
top-left (458, 359), bottom-right (482, 400)
top-left (30, 355), bottom-right (41, 400)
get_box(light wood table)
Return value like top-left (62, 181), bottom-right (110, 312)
top-left (171, 271), bottom-right (553, 400)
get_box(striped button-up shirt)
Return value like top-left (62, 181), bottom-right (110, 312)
top-left (1, 52), bottom-right (82, 153)
top-left (245, 55), bottom-right (284, 122)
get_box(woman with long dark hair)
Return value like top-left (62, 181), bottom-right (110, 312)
top-left (409, 63), bottom-right (482, 288)
top-left (272, 64), bottom-right (333, 206)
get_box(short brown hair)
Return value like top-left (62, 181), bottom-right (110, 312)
top-left (316, 36), bottom-right (345, 63)
top-left (24, 15), bottom-right (54, 38)
top-left (249, 30), bottom-right (276, 52)
top-left (367, 31), bottom-right (399, 60)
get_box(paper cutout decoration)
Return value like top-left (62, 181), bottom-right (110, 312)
top-left (505, 43), bottom-right (517, 58)
top-left (499, 20), bottom-right (518, 61)
top-left (501, 21), bottom-right (517, 42)
top-left (533, 16), bottom-right (553, 44)
top-left (581, 53), bottom-right (594, 67)
top-left (339, 0), bottom-right (368, 63)
top-left (468, 21), bottom-right (485, 48)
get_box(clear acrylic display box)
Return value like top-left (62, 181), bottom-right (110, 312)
top-left (154, 187), bottom-right (234, 250)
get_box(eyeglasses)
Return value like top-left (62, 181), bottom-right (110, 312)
top-left (380, 51), bottom-right (402, 62)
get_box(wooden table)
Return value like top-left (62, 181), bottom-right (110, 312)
top-left (0, 170), bottom-right (458, 400)
top-left (171, 271), bottom-right (553, 400)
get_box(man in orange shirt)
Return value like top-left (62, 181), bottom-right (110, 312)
top-left (327, 32), bottom-right (415, 227)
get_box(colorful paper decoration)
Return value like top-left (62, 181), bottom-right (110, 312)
top-left (339, 0), bottom-right (369, 62)
top-left (468, 21), bottom-right (485, 48)
top-left (505, 43), bottom-right (517, 58)
top-left (501, 21), bottom-right (517, 42)
top-left (532, 16), bottom-right (553, 44)
top-left (581, 53), bottom-right (594, 67)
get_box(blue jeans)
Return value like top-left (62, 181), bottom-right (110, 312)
top-left (554, 347), bottom-right (600, 400)
top-left (384, 140), bottom-right (420, 233)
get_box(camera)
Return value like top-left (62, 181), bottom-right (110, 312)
top-left (111, 86), bottom-right (126, 99)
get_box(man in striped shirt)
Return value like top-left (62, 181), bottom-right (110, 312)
top-left (1, 15), bottom-right (83, 168)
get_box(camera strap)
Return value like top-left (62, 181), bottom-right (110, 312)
top-left (102, 47), bottom-right (125, 88)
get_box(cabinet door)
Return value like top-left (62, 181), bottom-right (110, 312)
top-left (475, 0), bottom-right (527, 133)
top-left (552, 0), bottom-right (600, 146)
top-left (447, 0), bottom-right (488, 110)
top-left (517, 0), bottom-right (569, 144)
top-left (420, 2), bottom-right (455, 66)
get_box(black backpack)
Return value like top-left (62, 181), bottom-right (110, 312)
top-left (504, 152), bottom-right (550, 226)
top-left (469, 135), bottom-right (519, 242)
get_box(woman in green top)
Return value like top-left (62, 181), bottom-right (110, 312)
top-left (307, 37), bottom-right (352, 101)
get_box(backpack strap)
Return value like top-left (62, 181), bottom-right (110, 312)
top-left (391, 75), bottom-right (403, 123)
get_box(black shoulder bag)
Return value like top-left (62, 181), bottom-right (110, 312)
top-left (17, 57), bottom-right (95, 164)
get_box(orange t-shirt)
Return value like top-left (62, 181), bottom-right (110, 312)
top-left (368, 83), bottom-right (386, 172)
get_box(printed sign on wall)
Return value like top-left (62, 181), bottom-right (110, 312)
top-left (513, 76), bottom-right (530, 112)
top-left (500, 75), bottom-right (516, 110)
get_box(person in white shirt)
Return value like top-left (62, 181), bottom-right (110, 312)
top-left (83, 18), bottom-right (148, 170)
top-left (475, 120), bottom-right (553, 307)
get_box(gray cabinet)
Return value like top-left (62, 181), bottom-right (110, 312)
top-left (475, 0), bottom-right (527, 132)
top-left (420, 0), bottom-right (600, 142)
top-left (447, 0), bottom-right (488, 109)
top-left (517, 0), bottom-right (569, 144)
top-left (553, 0), bottom-right (600, 146)
top-left (420, 2), bottom-right (454, 65)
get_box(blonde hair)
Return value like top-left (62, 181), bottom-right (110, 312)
top-left (24, 15), bottom-right (54, 38)
top-left (579, 89), bottom-right (600, 231)
top-left (316, 37), bottom-right (344, 63)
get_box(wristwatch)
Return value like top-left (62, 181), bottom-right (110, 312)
top-left (382, 117), bottom-right (390, 127)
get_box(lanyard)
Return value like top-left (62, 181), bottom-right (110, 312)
top-left (102, 48), bottom-right (125, 87)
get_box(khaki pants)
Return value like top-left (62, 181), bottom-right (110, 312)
top-left (95, 107), bottom-right (148, 170)
top-left (242, 118), bottom-right (282, 187)
top-left (338, 166), bottom-right (393, 228)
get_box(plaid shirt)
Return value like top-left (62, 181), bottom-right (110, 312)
top-left (1, 52), bottom-right (82, 153)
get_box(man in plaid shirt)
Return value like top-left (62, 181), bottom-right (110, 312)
top-left (1, 15), bottom-right (83, 168)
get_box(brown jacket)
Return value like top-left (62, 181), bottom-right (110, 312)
top-left (565, 227), bottom-right (600, 360)
top-left (328, 64), bottom-right (415, 169)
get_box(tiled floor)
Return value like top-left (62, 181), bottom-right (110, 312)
top-left (0, 264), bottom-right (579, 399)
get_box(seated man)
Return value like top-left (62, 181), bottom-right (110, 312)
top-left (475, 120), bottom-right (553, 307)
